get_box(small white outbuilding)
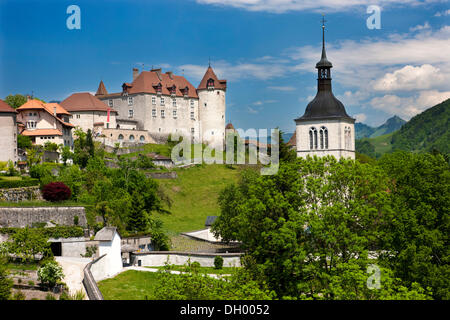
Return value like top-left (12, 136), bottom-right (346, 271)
top-left (93, 227), bottom-right (123, 279)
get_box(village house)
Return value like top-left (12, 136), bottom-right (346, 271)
top-left (16, 99), bottom-right (74, 149)
top-left (0, 99), bottom-right (18, 164)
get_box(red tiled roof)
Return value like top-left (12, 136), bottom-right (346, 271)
top-left (287, 131), bottom-right (296, 146)
top-left (0, 99), bottom-right (17, 113)
top-left (44, 103), bottom-right (71, 116)
top-left (225, 122), bottom-right (235, 130)
top-left (17, 99), bottom-right (73, 128)
top-left (122, 70), bottom-right (199, 98)
top-left (21, 129), bottom-right (63, 136)
top-left (197, 66), bottom-right (227, 90)
top-left (60, 92), bottom-right (117, 113)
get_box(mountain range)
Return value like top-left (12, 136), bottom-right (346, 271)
top-left (355, 116), bottom-right (406, 139)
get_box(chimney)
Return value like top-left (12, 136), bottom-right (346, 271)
top-left (26, 95), bottom-right (31, 101)
top-left (151, 68), bottom-right (162, 81)
top-left (53, 107), bottom-right (57, 117)
top-left (167, 71), bottom-right (173, 80)
top-left (133, 68), bottom-right (139, 81)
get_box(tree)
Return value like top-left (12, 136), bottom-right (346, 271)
top-left (42, 182), bottom-right (72, 202)
top-left (59, 145), bottom-right (73, 165)
top-left (4, 94), bottom-right (27, 109)
top-left (153, 267), bottom-right (274, 300)
top-left (26, 147), bottom-right (42, 168)
top-left (17, 135), bottom-right (32, 149)
top-left (212, 156), bottom-right (424, 299)
top-left (278, 129), bottom-right (296, 163)
top-left (378, 151), bottom-right (449, 299)
top-left (0, 257), bottom-right (13, 300)
top-left (5, 228), bottom-right (51, 262)
top-left (37, 260), bottom-right (64, 288)
top-left (43, 141), bottom-right (59, 152)
top-left (127, 192), bottom-right (150, 233)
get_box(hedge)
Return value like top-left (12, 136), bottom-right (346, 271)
top-left (0, 226), bottom-right (84, 239)
top-left (0, 178), bottom-right (40, 189)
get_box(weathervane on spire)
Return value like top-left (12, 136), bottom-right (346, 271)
top-left (208, 56), bottom-right (211, 68)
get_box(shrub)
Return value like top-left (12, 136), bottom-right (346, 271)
top-left (0, 178), bottom-right (39, 189)
top-left (37, 261), bottom-right (64, 288)
top-left (42, 182), bottom-right (72, 202)
top-left (13, 290), bottom-right (26, 300)
top-left (214, 256), bottom-right (224, 270)
top-left (73, 216), bottom-right (79, 226)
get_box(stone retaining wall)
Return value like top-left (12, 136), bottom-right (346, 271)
top-left (0, 186), bottom-right (42, 202)
top-left (0, 206), bottom-right (87, 228)
top-left (130, 251), bottom-right (242, 268)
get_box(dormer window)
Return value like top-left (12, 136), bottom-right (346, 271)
top-left (207, 78), bottom-right (214, 90)
top-left (155, 83), bottom-right (162, 95)
top-left (169, 85), bottom-right (176, 96)
top-left (183, 86), bottom-right (189, 97)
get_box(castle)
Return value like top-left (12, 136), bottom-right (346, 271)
top-left (93, 66), bottom-right (227, 148)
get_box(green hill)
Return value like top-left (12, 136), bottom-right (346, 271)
top-left (391, 98), bottom-right (450, 154)
top-left (356, 132), bottom-right (393, 158)
top-left (154, 164), bottom-right (242, 234)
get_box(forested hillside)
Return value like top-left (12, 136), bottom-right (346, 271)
top-left (391, 99), bottom-right (450, 154)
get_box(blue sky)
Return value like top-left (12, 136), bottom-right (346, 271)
top-left (0, 0), bottom-right (449, 132)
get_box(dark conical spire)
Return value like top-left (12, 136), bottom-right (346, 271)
top-left (295, 16), bottom-right (353, 122)
top-left (316, 15), bottom-right (332, 69)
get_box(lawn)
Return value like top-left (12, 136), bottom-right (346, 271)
top-left (154, 164), bottom-right (242, 234)
top-left (97, 270), bottom-right (160, 300)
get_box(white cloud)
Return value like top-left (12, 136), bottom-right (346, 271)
top-left (435, 9), bottom-right (450, 16)
top-left (196, 0), bottom-right (430, 13)
top-left (354, 113), bottom-right (367, 123)
top-left (369, 90), bottom-right (450, 119)
top-left (409, 22), bottom-right (431, 32)
top-left (247, 106), bottom-right (259, 114)
top-left (179, 60), bottom-right (290, 82)
top-left (268, 86), bottom-right (296, 91)
top-left (373, 64), bottom-right (446, 92)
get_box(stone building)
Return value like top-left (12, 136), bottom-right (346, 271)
top-left (0, 99), bottom-right (18, 164)
top-left (95, 66), bottom-right (227, 148)
top-left (16, 99), bottom-right (74, 149)
top-left (60, 92), bottom-right (118, 134)
top-left (294, 22), bottom-right (355, 159)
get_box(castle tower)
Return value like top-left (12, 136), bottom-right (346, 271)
top-left (197, 66), bottom-right (227, 148)
top-left (294, 18), bottom-right (355, 159)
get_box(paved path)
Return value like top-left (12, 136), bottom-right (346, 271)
top-left (55, 257), bottom-right (92, 299)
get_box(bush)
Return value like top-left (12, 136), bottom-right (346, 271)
top-left (214, 256), bottom-right (224, 270)
top-left (0, 178), bottom-right (39, 189)
top-left (12, 290), bottom-right (26, 300)
top-left (38, 261), bottom-right (64, 288)
top-left (42, 182), bottom-right (71, 202)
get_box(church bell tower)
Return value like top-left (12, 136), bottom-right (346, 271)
top-left (294, 17), bottom-right (355, 159)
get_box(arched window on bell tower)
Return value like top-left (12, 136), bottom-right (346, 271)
top-left (320, 126), bottom-right (328, 149)
top-left (309, 127), bottom-right (318, 150)
top-left (344, 126), bottom-right (351, 150)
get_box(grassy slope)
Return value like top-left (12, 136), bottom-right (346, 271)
top-left (155, 164), bottom-right (241, 234)
top-left (369, 132), bottom-right (393, 155)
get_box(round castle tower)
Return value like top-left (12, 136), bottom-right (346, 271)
top-left (197, 66), bottom-right (227, 148)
